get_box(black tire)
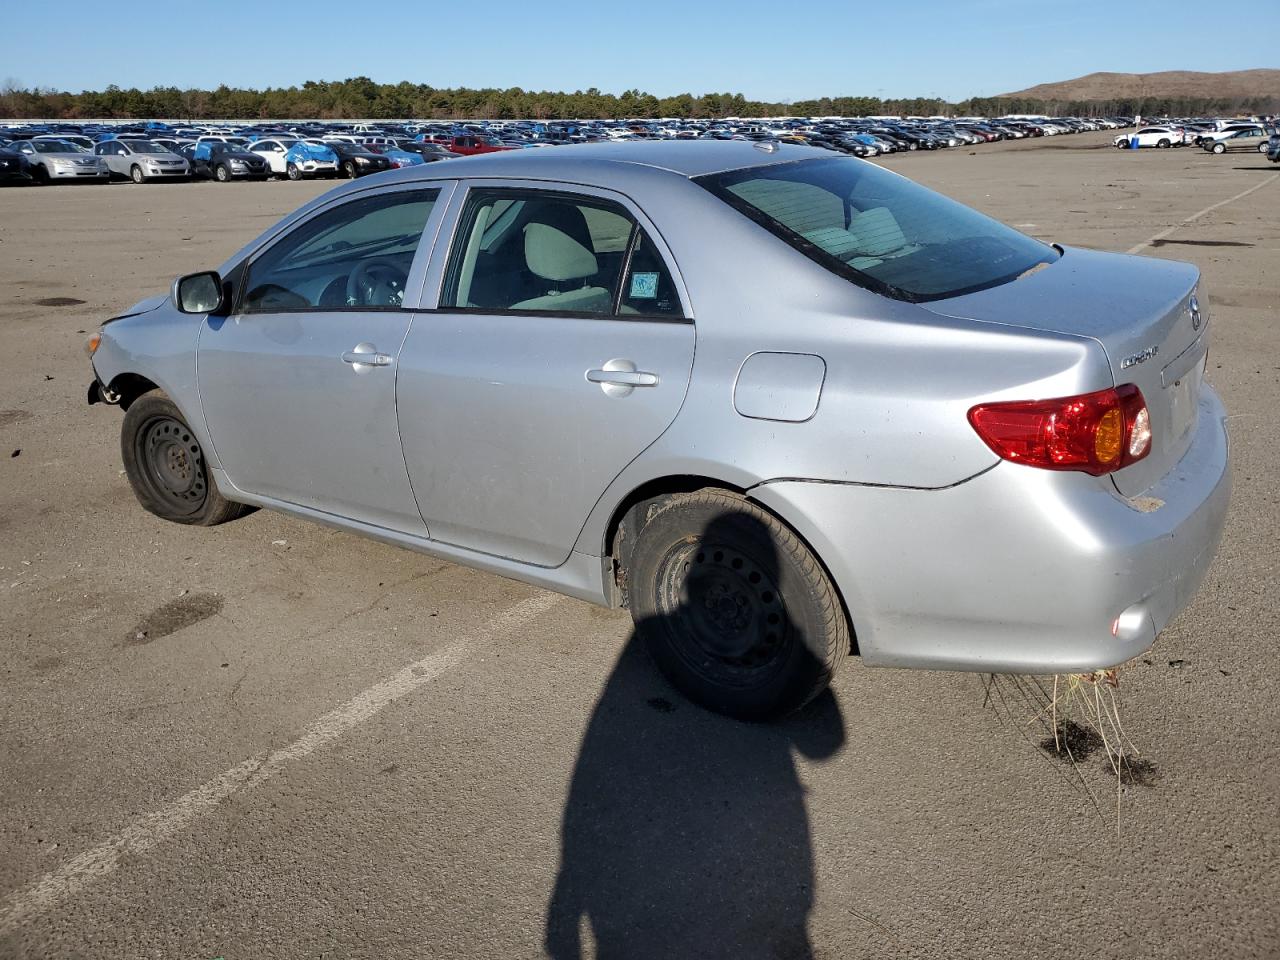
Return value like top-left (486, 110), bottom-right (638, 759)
top-left (34, 165), bottom-right (50, 184)
top-left (1212, 142), bottom-right (1225, 155)
top-left (625, 489), bottom-right (847, 720)
top-left (214, 164), bottom-right (230, 182)
top-left (121, 391), bottom-right (247, 526)
top-left (130, 164), bottom-right (145, 184)
top-left (342, 160), bottom-right (357, 178)
top-left (286, 162), bottom-right (301, 181)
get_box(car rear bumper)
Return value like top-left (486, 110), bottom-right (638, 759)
top-left (751, 385), bottom-right (1231, 674)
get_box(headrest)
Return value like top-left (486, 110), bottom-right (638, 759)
top-left (524, 222), bottom-right (598, 282)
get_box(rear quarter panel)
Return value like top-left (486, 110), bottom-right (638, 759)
top-left (572, 179), bottom-right (1113, 556)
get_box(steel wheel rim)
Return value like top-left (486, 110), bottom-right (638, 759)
top-left (654, 537), bottom-right (792, 688)
top-left (136, 415), bottom-right (207, 515)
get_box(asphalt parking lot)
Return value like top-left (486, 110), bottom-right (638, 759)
top-left (1, 131), bottom-right (1278, 959)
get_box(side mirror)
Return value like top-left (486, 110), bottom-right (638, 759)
top-left (174, 271), bottom-right (225, 314)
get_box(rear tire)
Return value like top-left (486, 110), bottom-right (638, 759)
top-left (1158, 139), bottom-right (1171, 148)
top-left (130, 164), bottom-right (145, 184)
top-left (625, 489), bottom-right (847, 720)
top-left (120, 391), bottom-right (248, 526)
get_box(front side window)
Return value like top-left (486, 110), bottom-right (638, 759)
top-left (443, 190), bottom-right (681, 317)
top-left (241, 189), bottom-right (438, 313)
top-left (697, 156), bottom-right (1058, 302)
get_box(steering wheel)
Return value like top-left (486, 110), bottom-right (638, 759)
top-left (346, 257), bottom-right (409, 307)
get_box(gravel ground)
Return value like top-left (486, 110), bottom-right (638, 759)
top-left (1, 131), bottom-right (1277, 959)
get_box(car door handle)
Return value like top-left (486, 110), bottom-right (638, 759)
top-left (342, 344), bottom-right (392, 368)
top-left (586, 369), bottom-right (658, 387)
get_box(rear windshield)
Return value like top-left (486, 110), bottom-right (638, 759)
top-left (696, 156), bottom-right (1058, 302)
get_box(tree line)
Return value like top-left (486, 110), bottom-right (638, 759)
top-left (1, 78), bottom-right (1275, 121)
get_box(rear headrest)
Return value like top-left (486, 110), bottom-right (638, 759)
top-left (524, 222), bottom-right (598, 282)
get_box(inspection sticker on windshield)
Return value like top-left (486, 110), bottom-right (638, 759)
top-left (630, 272), bottom-right (660, 299)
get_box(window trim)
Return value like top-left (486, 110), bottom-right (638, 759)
top-left (431, 181), bottom-right (693, 324)
top-left (232, 184), bottom-right (449, 317)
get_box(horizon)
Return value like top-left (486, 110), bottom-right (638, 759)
top-left (5, 0), bottom-right (1278, 102)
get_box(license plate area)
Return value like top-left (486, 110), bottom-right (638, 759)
top-left (1168, 356), bottom-right (1204, 443)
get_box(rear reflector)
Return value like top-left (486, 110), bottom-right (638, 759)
top-left (968, 385), bottom-right (1151, 476)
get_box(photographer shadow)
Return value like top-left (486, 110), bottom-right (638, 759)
top-left (546, 512), bottom-right (847, 959)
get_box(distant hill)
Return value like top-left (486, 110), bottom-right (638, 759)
top-left (1000, 69), bottom-right (1280, 102)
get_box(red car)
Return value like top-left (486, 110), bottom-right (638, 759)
top-left (445, 135), bottom-right (517, 156)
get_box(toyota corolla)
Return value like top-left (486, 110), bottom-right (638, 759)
top-left (87, 141), bottom-right (1230, 720)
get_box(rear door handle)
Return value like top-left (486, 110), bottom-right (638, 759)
top-left (342, 341), bottom-right (393, 371)
top-left (586, 369), bottom-right (658, 387)
top-left (342, 351), bottom-right (392, 366)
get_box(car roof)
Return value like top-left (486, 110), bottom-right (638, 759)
top-left (384, 140), bottom-right (830, 183)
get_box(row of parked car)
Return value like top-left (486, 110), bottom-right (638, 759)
top-left (1114, 118), bottom-right (1280, 156)
top-left (6, 113), bottom-right (1271, 186)
top-left (0, 115), bottom-right (1139, 183)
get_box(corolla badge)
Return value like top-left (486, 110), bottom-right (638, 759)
top-left (1189, 294), bottom-right (1202, 331)
top-left (1121, 345), bottom-right (1159, 369)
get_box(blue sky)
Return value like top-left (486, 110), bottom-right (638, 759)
top-left (5, 0), bottom-right (1277, 101)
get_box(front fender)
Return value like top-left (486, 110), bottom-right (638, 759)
top-left (91, 305), bottom-right (221, 470)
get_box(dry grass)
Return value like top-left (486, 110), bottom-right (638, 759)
top-left (982, 666), bottom-right (1148, 835)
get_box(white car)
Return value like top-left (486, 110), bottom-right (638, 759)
top-left (248, 138), bottom-right (339, 179)
top-left (1114, 126), bottom-right (1183, 149)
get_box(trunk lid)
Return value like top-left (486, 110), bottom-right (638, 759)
top-left (923, 245), bottom-right (1206, 496)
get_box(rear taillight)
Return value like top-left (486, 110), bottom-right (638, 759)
top-left (967, 385), bottom-right (1151, 476)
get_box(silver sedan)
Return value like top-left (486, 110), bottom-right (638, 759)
top-left (93, 138), bottom-right (190, 182)
top-left (11, 139), bottom-right (109, 182)
top-left (86, 141), bottom-right (1230, 719)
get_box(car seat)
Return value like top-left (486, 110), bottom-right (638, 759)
top-left (510, 202), bottom-right (612, 312)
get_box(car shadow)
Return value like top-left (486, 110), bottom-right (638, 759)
top-left (1231, 165), bottom-right (1278, 171)
top-left (545, 511), bottom-right (847, 959)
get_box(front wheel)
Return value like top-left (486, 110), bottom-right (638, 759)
top-left (286, 162), bottom-right (302, 181)
top-left (130, 164), bottom-right (145, 184)
top-left (625, 490), bottom-right (848, 720)
top-left (214, 164), bottom-right (230, 182)
top-left (342, 160), bottom-right (357, 178)
top-left (120, 391), bottom-right (248, 526)
top-left (1212, 142), bottom-right (1226, 154)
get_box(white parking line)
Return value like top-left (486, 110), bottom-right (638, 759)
top-left (1126, 172), bottom-right (1279, 254)
top-left (0, 592), bottom-right (562, 935)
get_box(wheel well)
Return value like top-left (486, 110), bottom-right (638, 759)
top-left (603, 476), bottom-right (859, 656)
top-left (108, 373), bottom-right (160, 410)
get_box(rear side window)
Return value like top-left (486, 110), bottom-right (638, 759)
top-left (442, 189), bottom-right (683, 318)
top-left (241, 189), bottom-right (438, 313)
top-left (697, 157), bottom-right (1058, 302)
